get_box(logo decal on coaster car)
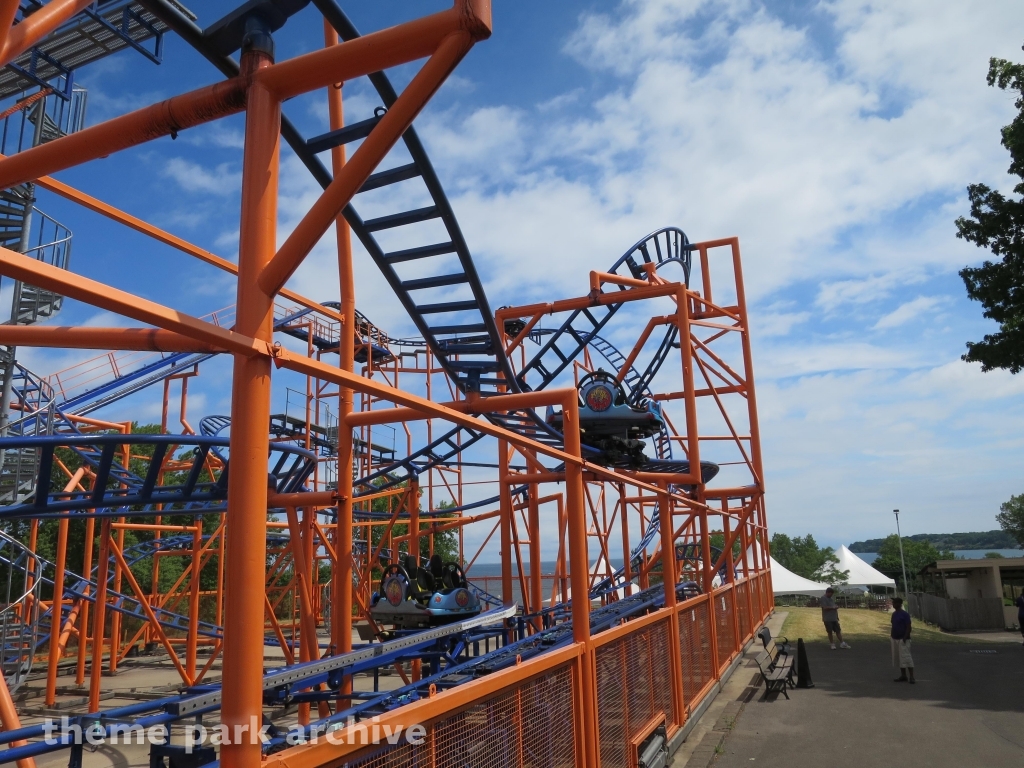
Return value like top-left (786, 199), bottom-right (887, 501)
top-left (385, 578), bottom-right (405, 607)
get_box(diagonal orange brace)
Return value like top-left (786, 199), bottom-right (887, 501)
top-left (29, 172), bottom-right (343, 324)
top-left (0, 247), bottom-right (268, 356)
top-left (107, 540), bottom-right (192, 685)
top-left (0, 0), bottom-right (93, 68)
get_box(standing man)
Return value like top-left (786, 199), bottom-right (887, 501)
top-left (821, 587), bottom-right (850, 650)
top-left (891, 597), bottom-right (915, 683)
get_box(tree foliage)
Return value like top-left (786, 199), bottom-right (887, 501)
top-left (956, 47), bottom-right (1024, 372)
top-left (872, 535), bottom-right (956, 591)
top-left (365, 485), bottom-right (460, 581)
top-left (996, 492), bottom-right (1024, 547)
top-left (769, 533), bottom-right (848, 585)
top-left (848, 529), bottom-right (1017, 552)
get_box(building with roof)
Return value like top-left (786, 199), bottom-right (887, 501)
top-left (920, 556), bottom-right (1024, 630)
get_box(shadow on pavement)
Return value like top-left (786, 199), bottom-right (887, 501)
top-left (714, 639), bottom-right (1024, 768)
top-left (793, 639), bottom-right (1024, 713)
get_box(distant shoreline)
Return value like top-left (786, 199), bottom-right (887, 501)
top-left (856, 548), bottom-right (1024, 564)
top-left (848, 530), bottom-right (1018, 553)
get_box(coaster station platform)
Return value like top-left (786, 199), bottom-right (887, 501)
top-left (0, 3), bottom-right (774, 767)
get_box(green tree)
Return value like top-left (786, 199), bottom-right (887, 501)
top-left (955, 47), bottom-right (1024, 372)
top-left (364, 484), bottom-right (461, 583)
top-left (872, 535), bottom-right (955, 592)
top-left (770, 533), bottom-right (848, 585)
top-left (984, 551), bottom-right (1005, 558)
top-left (996, 492), bottom-right (1024, 547)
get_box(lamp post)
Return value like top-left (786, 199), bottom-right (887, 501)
top-left (894, 509), bottom-right (910, 599)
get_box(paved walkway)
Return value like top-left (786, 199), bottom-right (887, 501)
top-left (715, 638), bottom-right (1024, 768)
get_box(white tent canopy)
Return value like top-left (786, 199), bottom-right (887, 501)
top-left (769, 556), bottom-right (830, 597)
top-left (833, 545), bottom-right (896, 589)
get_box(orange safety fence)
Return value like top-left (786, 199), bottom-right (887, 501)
top-left (594, 613), bottom-right (675, 768)
top-left (678, 597), bottom-right (715, 710)
top-left (713, 585), bottom-right (737, 674)
top-left (341, 661), bottom-right (579, 767)
top-left (736, 581), bottom-right (751, 642)
top-left (267, 573), bottom-right (774, 768)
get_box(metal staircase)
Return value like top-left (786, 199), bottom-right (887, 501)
top-left (0, 530), bottom-right (42, 691)
top-left (0, 1), bottom-right (190, 101)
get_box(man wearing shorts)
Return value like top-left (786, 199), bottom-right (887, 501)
top-left (821, 587), bottom-right (850, 649)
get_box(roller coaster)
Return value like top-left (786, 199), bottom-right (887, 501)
top-left (0, 3), bottom-right (773, 768)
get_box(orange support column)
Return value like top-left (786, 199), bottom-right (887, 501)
top-left (657, 487), bottom-right (685, 727)
top-left (219, 30), bottom-right (280, 768)
top-left (324, 21), bottom-right (355, 669)
top-left (699, 509), bottom-right (719, 676)
top-left (724, 516), bottom-right (741, 652)
top-left (498, 441), bottom-right (514, 606)
top-left (186, 523), bottom-right (202, 682)
top-left (562, 395), bottom-right (598, 768)
top-left (527, 473), bottom-right (542, 632)
top-left (88, 519), bottom-right (111, 712)
top-left (75, 516), bottom-right (95, 686)
top-left (45, 468), bottom-right (87, 706)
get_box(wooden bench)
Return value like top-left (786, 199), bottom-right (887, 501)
top-left (758, 626), bottom-right (791, 661)
top-left (755, 651), bottom-right (791, 700)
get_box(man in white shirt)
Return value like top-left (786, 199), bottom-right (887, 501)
top-left (820, 587), bottom-right (850, 650)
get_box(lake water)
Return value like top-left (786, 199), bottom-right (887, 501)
top-left (856, 549), bottom-right (1024, 564)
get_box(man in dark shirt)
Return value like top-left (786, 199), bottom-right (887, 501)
top-left (890, 597), bottom-right (914, 683)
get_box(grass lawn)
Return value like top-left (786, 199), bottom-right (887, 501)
top-left (779, 606), bottom-right (972, 644)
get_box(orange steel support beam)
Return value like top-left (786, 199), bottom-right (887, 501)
top-left (730, 239), bottom-right (766, 488)
top-left (45, 468), bottom-right (87, 706)
top-left (563, 396), bottom-right (599, 768)
top-left (0, 0), bottom-right (92, 67)
top-left (88, 519), bottom-right (111, 712)
top-left (324, 19), bottom-right (356, 667)
top-left (0, 326), bottom-right (223, 352)
top-left (256, 1), bottom-right (491, 101)
top-left (345, 388), bottom-right (576, 427)
top-left (0, 248), bottom-right (267, 356)
top-left (219, 44), bottom-right (279, 768)
top-left (258, 30), bottom-right (475, 295)
top-left (495, 282), bottom-right (682, 322)
top-left (0, 78), bottom-right (248, 191)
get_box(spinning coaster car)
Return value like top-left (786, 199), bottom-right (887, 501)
top-left (370, 554), bottom-right (481, 629)
top-left (546, 370), bottom-right (665, 468)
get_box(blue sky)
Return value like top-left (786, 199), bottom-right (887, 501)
top-left (11, 0), bottom-right (1024, 549)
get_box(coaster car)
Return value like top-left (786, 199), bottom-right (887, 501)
top-left (546, 370), bottom-right (665, 467)
top-left (370, 554), bottom-right (481, 629)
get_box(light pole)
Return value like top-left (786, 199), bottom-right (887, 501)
top-left (894, 509), bottom-right (910, 599)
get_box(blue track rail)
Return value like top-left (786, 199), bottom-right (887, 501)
top-left (0, 434), bottom-right (315, 519)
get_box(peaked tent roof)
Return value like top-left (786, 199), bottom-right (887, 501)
top-left (834, 545), bottom-right (896, 588)
top-left (768, 556), bottom-right (830, 596)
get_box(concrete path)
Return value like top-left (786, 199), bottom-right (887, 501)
top-left (716, 639), bottom-right (1024, 768)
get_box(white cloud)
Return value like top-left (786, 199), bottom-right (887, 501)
top-left (872, 295), bottom-right (948, 330)
top-left (162, 158), bottom-right (241, 196)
